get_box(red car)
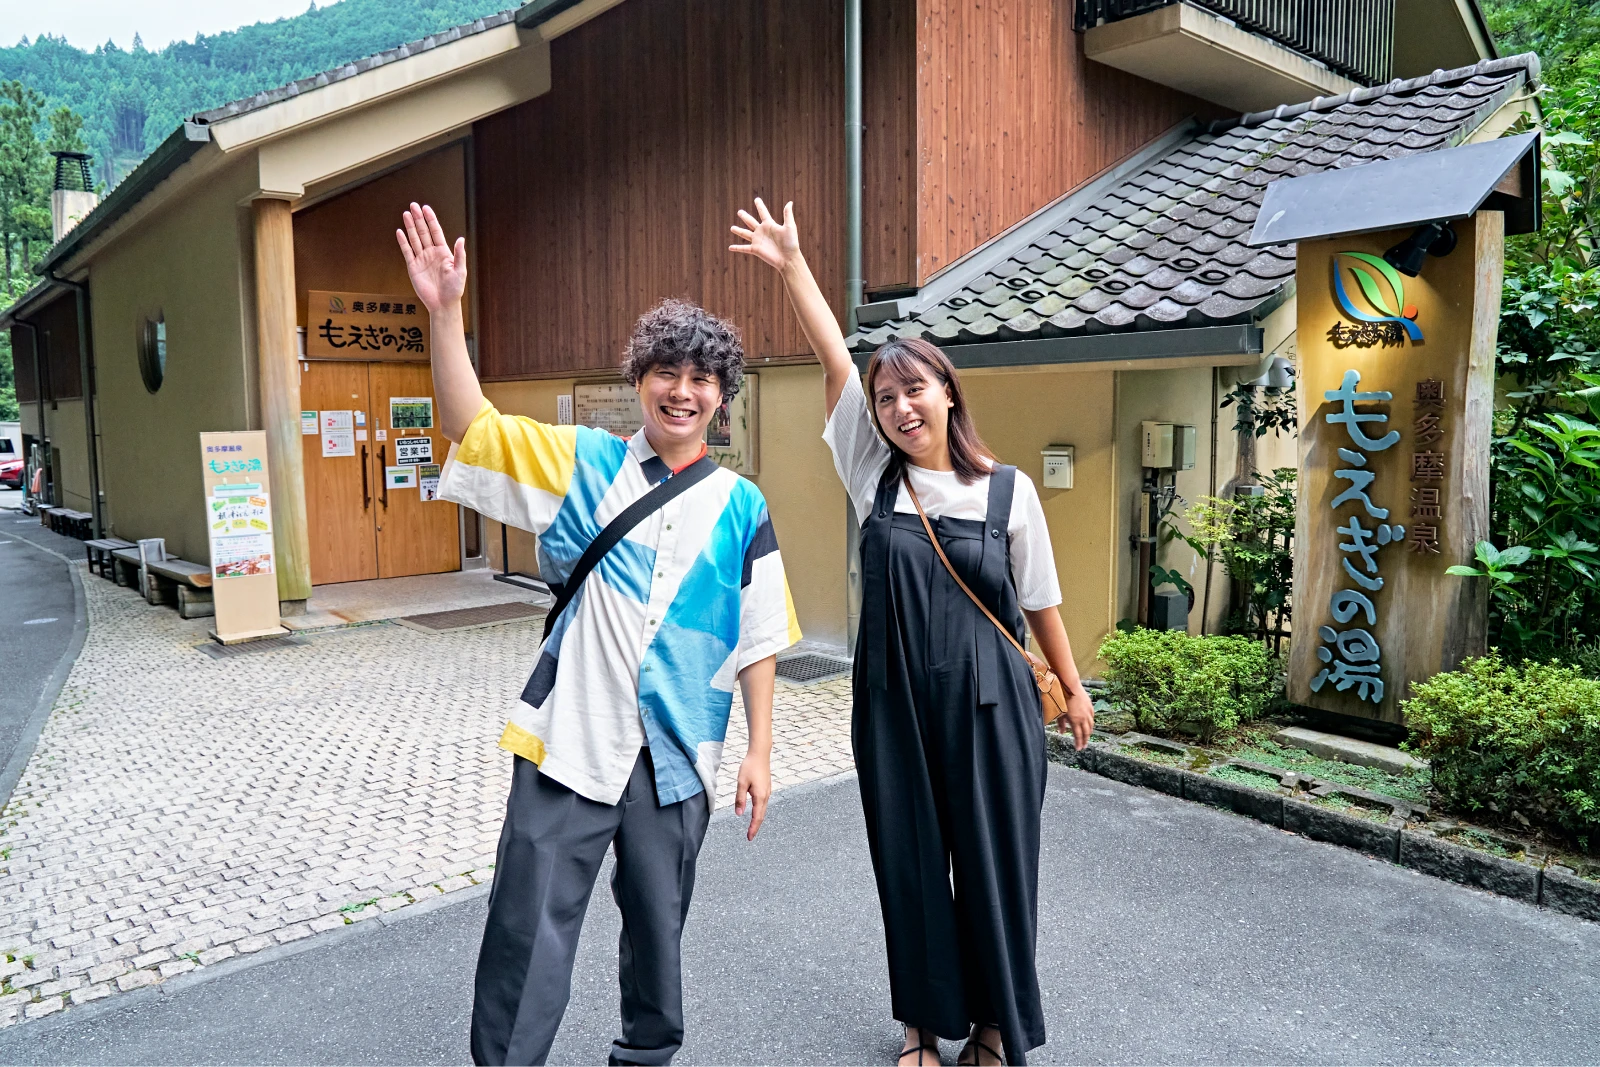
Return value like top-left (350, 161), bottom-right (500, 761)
top-left (0, 457), bottom-right (23, 490)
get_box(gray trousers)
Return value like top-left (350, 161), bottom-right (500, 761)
top-left (470, 750), bottom-right (710, 1067)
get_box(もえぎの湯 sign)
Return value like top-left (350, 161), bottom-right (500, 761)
top-left (1289, 216), bottom-right (1500, 724)
top-left (305, 291), bottom-right (430, 361)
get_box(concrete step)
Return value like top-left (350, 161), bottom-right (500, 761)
top-left (1273, 725), bottom-right (1424, 775)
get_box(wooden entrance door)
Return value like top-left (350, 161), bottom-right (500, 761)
top-left (370, 362), bottom-right (460, 578)
top-left (301, 361), bottom-right (377, 584)
top-left (300, 361), bottom-right (460, 584)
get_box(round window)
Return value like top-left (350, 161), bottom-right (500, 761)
top-left (138, 314), bottom-right (166, 393)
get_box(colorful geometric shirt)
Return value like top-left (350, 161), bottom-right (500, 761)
top-left (437, 402), bottom-right (800, 808)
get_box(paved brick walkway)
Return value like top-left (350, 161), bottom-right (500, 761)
top-left (0, 567), bottom-right (853, 1027)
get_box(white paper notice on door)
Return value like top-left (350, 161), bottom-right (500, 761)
top-left (321, 409), bottom-right (353, 431)
top-left (417, 463), bottom-right (442, 501)
top-left (394, 437), bottom-right (432, 465)
top-left (385, 465), bottom-right (417, 490)
top-left (300, 411), bottom-right (318, 435)
top-left (321, 430), bottom-right (355, 457)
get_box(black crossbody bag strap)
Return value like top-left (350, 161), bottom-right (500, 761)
top-left (541, 455), bottom-right (718, 643)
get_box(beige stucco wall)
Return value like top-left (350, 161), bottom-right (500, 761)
top-left (482, 364), bottom-right (852, 649)
top-left (88, 154), bottom-right (261, 560)
top-left (1112, 365), bottom-right (1228, 638)
top-left (962, 365), bottom-right (1118, 678)
top-left (745, 365), bottom-right (847, 647)
top-left (44, 399), bottom-right (91, 512)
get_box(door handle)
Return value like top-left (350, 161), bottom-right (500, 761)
top-left (379, 444), bottom-right (388, 508)
top-left (361, 445), bottom-right (370, 509)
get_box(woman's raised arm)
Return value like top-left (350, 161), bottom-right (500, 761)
top-left (730, 199), bottom-right (855, 417)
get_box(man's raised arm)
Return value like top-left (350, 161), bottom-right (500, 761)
top-left (397, 201), bottom-right (484, 442)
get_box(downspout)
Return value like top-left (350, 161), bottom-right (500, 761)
top-left (844, 0), bottom-right (864, 651)
top-left (15, 319), bottom-right (44, 508)
top-left (844, 0), bottom-right (863, 331)
top-left (50, 273), bottom-right (103, 538)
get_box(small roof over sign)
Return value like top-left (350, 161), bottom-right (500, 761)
top-left (1247, 132), bottom-right (1541, 247)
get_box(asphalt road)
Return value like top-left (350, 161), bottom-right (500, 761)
top-left (0, 517), bottom-right (82, 806)
top-left (3, 765), bottom-right (1598, 1066)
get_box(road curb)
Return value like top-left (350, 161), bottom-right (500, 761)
top-left (1048, 734), bottom-right (1600, 922)
top-left (0, 533), bottom-right (89, 808)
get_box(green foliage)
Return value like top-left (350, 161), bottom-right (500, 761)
top-left (0, 0), bottom-right (517, 190)
top-left (1098, 628), bottom-right (1280, 742)
top-left (1403, 653), bottom-right (1600, 848)
top-left (1464, 69), bottom-right (1600, 658)
top-left (1481, 0), bottom-right (1600, 89)
top-left (1168, 467), bottom-right (1296, 648)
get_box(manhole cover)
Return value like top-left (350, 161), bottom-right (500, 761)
top-left (775, 652), bottom-right (852, 685)
top-left (397, 601), bottom-right (546, 634)
top-left (196, 635), bottom-right (305, 659)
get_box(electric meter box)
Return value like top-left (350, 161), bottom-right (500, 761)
top-left (1141, 421), bottom-right (1173, 467)
top-left (1172, 424), bottom-right (1198, 471)
top-left (1041, 445), bottom-right (1074, 489)
top-left (1141, 421), bottom-right (1197, 470)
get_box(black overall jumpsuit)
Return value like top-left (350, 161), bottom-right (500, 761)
top-left (854, 461), bottom-right (1048, 1065)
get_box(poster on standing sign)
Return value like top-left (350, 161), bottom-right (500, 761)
top-left (200, 431), bottom-right (287, 644)
top-left (208, 484), bottom-right (274, 577)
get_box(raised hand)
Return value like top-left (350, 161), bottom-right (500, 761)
top-left (396, 202), bottom-right (467, 313)
top-left (729, 197), bottom-right (799, 272)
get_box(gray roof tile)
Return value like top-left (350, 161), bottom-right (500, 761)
top-left (848, 54), bottom-right (1538, 352)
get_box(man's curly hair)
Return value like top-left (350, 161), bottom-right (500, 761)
top-left (621, 299), bottom-right (745, 401)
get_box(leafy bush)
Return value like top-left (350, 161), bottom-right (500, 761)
top-left (1403, 653), bottom-right (1600, 848)
top-left (1098, 628), bottom-right (1279, 742)
top-left (1169, 468), bottom-right (1296, 651)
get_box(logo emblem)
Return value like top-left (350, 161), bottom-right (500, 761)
top-left (328, 296), bottom-right (346, 313)
top-left (1332, 253), bottom-right (1421, 342)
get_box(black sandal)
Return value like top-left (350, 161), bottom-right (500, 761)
top-left (898, 1030), bottom-right (941, 1065)
top-left (956, 1025), bottom-right (1004, 1066)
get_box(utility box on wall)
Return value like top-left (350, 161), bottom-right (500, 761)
top-left (1141, 422), bottom-right (1197, 470)
top-left (1140, 421), bottom-right (1172, 467)
top-left (1041, 445), bottom-right (1074, 489)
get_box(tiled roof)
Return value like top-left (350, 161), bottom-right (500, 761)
top-left (850, 53), bottom-right (1539, 353)
top-left (190, 9), bottom-right (519, 125)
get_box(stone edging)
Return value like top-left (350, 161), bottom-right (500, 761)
top-left (1048, 735), bottom-right (1600, 924)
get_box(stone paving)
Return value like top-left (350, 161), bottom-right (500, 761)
top-left (0, 565), bottom-right (854, 1028)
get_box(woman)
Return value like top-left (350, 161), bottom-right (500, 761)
top-left (731, 199), bottom-right (1096, 1066)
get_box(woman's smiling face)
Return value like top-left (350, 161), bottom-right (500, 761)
top-left (872, 364), bottom-right (954, 467)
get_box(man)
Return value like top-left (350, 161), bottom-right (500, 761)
top-left (397, 203), bottom-right (799, 1066)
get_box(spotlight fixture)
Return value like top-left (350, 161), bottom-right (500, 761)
top-left (1383, 220), bottom-right (1458, 277)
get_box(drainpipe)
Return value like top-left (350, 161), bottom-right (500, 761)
top-left (843, 0), bottom-right (864, 651)
top-left (14, 319), bottom-right (44, 509)
top-left (49, 273), bottom-right (103, 538)
top-left (844, 0), bottom-right (863, 332)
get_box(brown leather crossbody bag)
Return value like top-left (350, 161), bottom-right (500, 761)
top-left (902, 473), bottom-right (1070, 728)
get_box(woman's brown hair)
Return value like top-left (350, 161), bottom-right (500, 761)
top-left (865, 337), bottom-right (996, 484)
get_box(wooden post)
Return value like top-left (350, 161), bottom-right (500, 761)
top-left (252, 198), bottom-right (312, 606)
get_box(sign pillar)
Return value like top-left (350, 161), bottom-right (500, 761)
top-left (201, 431), bottom-right (289, 643)
top-left (1289, 212), bottom-right (1502, 724)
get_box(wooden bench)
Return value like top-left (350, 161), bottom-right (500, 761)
top-left (84, 537), bottom-right (134, 579)
top-left (44, 508), bottom-right (93, 539)
top-left (144, 558), bottom-right (214, 619)
top-left (109, 547), bottom-right (144, 590)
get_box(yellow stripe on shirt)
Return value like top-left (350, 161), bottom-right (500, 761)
top-left (454, 401), bottom-right (578, 498)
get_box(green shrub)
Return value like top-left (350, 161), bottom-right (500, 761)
top-left (1098, 628), bottom-right (1279, 742)
top-left (1403, 653), bottom-right (1600, 848)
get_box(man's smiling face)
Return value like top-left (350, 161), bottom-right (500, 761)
top-left (636, 361), bottom-right (722, 454)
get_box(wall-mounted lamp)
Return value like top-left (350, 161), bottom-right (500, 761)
top-left (1383, 220), bottom-right (1458, 277)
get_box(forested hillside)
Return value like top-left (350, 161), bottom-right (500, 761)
top-left (0, 0), bottom-right (514, 190)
